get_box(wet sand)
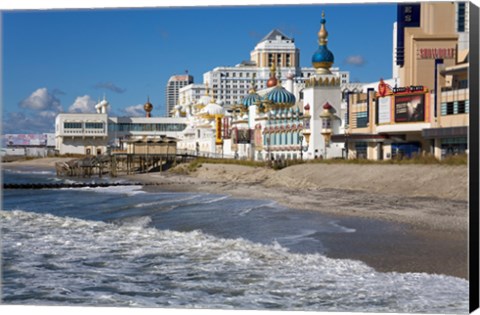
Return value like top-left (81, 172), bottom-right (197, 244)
top-left (125, 164), bottom-right (468, 279)
top-left (2, 158), bottom-right (469, 279)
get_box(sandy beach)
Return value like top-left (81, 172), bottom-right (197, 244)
top-left (2, 157), bottom-right (469, 279)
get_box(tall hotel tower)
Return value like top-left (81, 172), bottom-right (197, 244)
top-left (165, 74), bottom-right (194, 116)
top-left (179, 29), bottom-right (350, 108)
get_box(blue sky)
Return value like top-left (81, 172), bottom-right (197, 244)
top-left (2, 2), bottom-right (397, 133)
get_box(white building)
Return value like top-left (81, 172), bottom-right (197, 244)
top-left (55, 112), bottom-right (110, 156)
top-left (55, 99), bottom-right (188, 155)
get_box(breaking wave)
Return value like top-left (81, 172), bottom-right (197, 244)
top-left (1, 210), bottom-right (469, 313)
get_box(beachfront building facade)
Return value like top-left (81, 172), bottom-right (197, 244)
top-left (55, 98), bottom-right (188, 156)
top-left (172, 88), bottom-right (227, 157)
top-left (338, 82), bottom-right (434, 160)
top-left (214, 12), bottom-right (346, 161)
top-left (422, 56), bottom-right (469, 159)
top-left (336, 2), bottom-right (470, 160)
top-left (55, 112), bottom-right (110, 156)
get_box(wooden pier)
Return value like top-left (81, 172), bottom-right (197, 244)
top-left (55, 153), bottom-right (193, 178)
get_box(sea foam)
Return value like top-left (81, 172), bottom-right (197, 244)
top-left (0, 209), bottom-right (469, 313)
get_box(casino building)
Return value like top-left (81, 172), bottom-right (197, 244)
top-left (170, 12), bottom-right (346, 161)
top-left (336, 2), bottom-right (470, 160)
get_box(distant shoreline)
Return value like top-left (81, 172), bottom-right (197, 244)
top-left (2, 157), bottom-right (469, 279)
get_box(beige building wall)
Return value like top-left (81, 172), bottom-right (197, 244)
top-left (399, 2), bottom-right (458, 90)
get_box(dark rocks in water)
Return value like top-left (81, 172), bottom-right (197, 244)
top-left (3, 182), bottom-right (145, 190)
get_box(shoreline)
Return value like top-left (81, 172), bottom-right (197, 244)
top-left (125, 170), bottom-right (468, 279)
top-left (2, 158), bottom-right (469, 279)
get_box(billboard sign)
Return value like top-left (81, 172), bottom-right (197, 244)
top-left (5, 134), bottom-right (53, 146)
top-left (378, 97), bottom-right (391, 124)
top-left (417, 48), bottom-right (455, 60)
top-left (394, 94), bottom-right (425, 122)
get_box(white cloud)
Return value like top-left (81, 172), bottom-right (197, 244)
top-left (345, 55), bottom-right (366, 66)
top-left (68, 95), bottom-right (97, 113)
top-left (19, 87), bottom-right (62, 111)
top-left (122, 104), bottom-right (145, 117)
top-left (2, 111), bottom-right (55, 134)
top-left (38, 110), bottom-right (58, 119)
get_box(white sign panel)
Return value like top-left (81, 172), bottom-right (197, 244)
top-left (378, 97), bottom-right (391, 124)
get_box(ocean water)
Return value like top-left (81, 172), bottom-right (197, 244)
top-left (1, 167), bottom-right (469, 313)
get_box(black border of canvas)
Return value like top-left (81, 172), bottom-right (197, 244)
top-left (469, 1), bottom-right (479, 313)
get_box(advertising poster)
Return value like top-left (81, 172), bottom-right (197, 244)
top-left (378, 97), bottom-right (392, 124)
top-left (237, 129), bottom-right (250, 144)
top-left (394, 94), bottom-right (425, 122)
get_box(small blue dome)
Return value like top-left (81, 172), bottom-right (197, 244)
top-left (241, 92), bottom-right (261, 107)
top-left (264, 86), bottom-right (296, 105)
top-left (312, 45), bottom-right (334, 64)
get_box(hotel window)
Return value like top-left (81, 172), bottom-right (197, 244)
top-left (458, 2), bottom-right (466, 32)
top-left (355, 112), bottom-right (368, 128)
top-left (286, 54), bottom-right (291, 66)
top-left (64, 122), bottom-right (82, 129)
top-left (458, 79), bottom-right (468, 89)
top-left (458, 101), bottom-right (466, 114)
top-left (446, 102), bottom-right (455, 115)
top-left (85, 122), bottom-right (104, 129)
top-left (277, 54), bottom-right (281, 65)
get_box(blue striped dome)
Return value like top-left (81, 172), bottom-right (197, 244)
top-left (241, 92), bottom-right (261, 107)
top-left (264, 86), bottom-right (296, 105)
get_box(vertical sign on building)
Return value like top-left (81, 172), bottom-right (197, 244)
top-left (215, 115), bottom-right (223, 145)
top-left (396, 3), bottom-right (421, 66)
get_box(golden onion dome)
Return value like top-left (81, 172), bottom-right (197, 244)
top-left (144, 97), bottom-right (153, 113)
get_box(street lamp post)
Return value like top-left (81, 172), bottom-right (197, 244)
top-left (298, 130), bottom-right (304, 160)
top-left (344, 129), bottom-right (350, 160)
top-left (266, 136), bottom-right (271, 166)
